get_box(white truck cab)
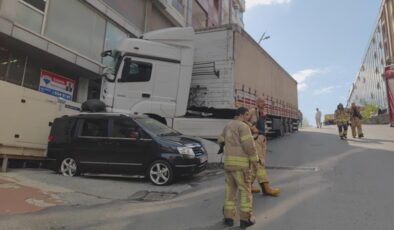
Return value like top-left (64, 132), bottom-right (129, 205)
top-left (101, 27), bottom-right (195, 126)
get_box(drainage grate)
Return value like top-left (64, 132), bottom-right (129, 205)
top-left (266, 165), bottom-right (319, 172)
top-left (129, 191), bottom-right (178, 202)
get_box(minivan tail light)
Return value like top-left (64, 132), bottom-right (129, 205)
top-left (48, 135), bottom-right (54, 143)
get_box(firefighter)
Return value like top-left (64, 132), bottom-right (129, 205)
top-left (250, 97), bottom-right (266, 135)
top-left (334, 103), bottom-right (350, 140)
top-left (248, 124), bottom-right (281, 196)
top-left (218, 107), bottom-right (258, 228)
top-left (350, 102), bottom-right (364, 138)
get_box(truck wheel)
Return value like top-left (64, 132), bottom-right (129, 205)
top-left (59, 157), bottom-right (80, 177)
top-left (148, 160), bottom-right (174, 186)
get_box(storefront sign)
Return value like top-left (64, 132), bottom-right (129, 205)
top-left (39, 70), bottom-right (75, 101)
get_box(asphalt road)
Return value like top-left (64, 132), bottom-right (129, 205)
top-left (1, 125), bottom-right (393, 230)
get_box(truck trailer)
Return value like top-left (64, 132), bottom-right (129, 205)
top-left (1, 25), bottom-right (298, 166)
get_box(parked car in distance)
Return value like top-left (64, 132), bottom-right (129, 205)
top-left (47, 113), bottom-right (208, 185)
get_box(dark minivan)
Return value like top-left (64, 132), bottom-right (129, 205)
top-left (47, 113), bottom-right (208, 185)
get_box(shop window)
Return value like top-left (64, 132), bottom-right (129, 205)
top-left (6, 52), bottom-right (26, 86)
top-left (45, 0), bottom-right (106, 61)
top-left (119, 60), bottom-right (152, 82)
top-left (23, 58), bottom-right (41, 90)
top-left (0, 46), bottom-right (10, 79)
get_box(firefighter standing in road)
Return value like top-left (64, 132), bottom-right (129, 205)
top-left (250, 97), bottom-right (266, 135)
top-left (334, 103), bottom-right (350, 140)
top-left (350, 102), bottom-right (364, 138)
top-left (249, 98), bottom-right (281, 196)
top-left (218, 107), bottom-right (258, 228)
top-left (248, 124), bottom-right (281, 196)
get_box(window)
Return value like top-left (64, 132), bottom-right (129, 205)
top-left (119, 60), bottom-right (152, 82)
top-left (81, 119), bottom-right (108, 137)
top-left (111, 119), bottom-right (138, 139)
top-left (15, 0), bottom-right (47, 33)
top-left (192, 1), bottom-right (208, 29)
top-left (103, 22), bottom-right (128, 66)
top-left (22, 58), bottom-right (41, 90)
top-left (0, 46), bottom-right (9, 79)
top-left (45, 0), bottom-right (106, 61)
top-left (6, 52), bottom-right (26, 86)
top-left (377, 82), bottom-right (381, 89)
top-left (22, 0), bottom-right (46, 11)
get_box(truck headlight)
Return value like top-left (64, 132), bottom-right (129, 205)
top-left (177, 147), bottom-right (195, 158)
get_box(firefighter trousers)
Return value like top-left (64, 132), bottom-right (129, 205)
top-left (251, 161), bottom-right (268, 184)
top-left (223, 169), bottom-right (253, 221)
top-left (351, 118), bottom-right (363, 137)
top-left (337, 123), bottom-right (348, 137)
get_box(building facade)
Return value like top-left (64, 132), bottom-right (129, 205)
top-left (347, 0), bottom-right (394, 109)
top-left (192, 0), bottom-right (245, 29)
top-left (0, 0), bottom-right (244, 105)
top-left (0, 0), bottom-right (191, 104)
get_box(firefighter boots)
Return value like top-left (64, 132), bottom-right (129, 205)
top-left (240, 218), bottom-right (256, 229)
top-left (260, 182), bottom-right (281, 197)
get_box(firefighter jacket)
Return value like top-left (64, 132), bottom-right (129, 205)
top-left (219, 119), bottom-right (259, 171)
top-left (334, 109), bottom-right (350, 125)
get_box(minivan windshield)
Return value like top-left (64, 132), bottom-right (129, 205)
top-left (135, 117), bottom-right (180, 136)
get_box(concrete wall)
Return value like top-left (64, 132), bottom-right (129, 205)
top-left (101, 0), bottom-right (146, 32)
top-left (146, 4), bottom-right (175, 32)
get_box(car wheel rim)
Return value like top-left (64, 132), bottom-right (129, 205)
top-left (150, 163), bottom-right (170, 185)
top-left (60, 158), bottom-right (77, 177)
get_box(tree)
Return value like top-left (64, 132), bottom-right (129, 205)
top-left (360, 103), bottom-right (378, 120)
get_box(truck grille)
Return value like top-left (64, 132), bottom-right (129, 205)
top-left (192, 147), bottom-right (204, 156)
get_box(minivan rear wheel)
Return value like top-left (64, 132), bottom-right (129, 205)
top-left (148, 160), bottom-right (173, 186)
top-left (60, 157), bottom-right (79, 177)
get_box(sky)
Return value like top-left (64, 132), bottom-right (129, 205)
top-left (243, 0), bottom-right (381, 126)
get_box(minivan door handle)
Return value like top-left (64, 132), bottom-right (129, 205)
top-left (142, 93), bottom-right (150, 98)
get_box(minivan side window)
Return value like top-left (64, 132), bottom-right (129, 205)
top-left (80, 119), bottom-right (108, 137)
top-left (119, 59), bottom-right (152, 82)
top-left (112, 119), bottom-right (138, 139)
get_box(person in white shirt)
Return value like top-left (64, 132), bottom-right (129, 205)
top-left (315, 108), bottom-right (322, 128)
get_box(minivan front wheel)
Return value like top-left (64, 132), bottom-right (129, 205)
top-left (148, 160), bottom-right (173, 186)
top-left (60, 157), bottom-right (79, 177)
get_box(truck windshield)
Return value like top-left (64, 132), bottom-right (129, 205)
top-left (135, 117), bottom-right (180, 136)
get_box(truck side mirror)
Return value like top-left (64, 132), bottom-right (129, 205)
top-left (103, 67), bottom-right (115, 82)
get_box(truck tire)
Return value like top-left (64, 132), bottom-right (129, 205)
top-left (81, 99), bottom-right (106, 112)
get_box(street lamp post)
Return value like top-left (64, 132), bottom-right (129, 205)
top-left (258, 32), bottom-right (270, 44)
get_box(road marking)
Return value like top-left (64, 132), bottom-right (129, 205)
top-left (266, 165), bottom-right (319, 172)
